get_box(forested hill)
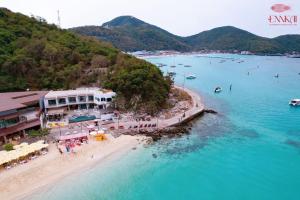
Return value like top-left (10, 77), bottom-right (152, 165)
top-left (71, 16), bottom-right (300, 53)
top-left (71, 16), bottom-right (190, 52)
top-left (0, 8), bottom-right (171, 114)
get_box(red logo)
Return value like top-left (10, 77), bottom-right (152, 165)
top-left (271, 4), bottom-right (291, 13)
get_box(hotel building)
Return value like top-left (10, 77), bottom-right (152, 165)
top-left (0, 91), bottom-right (48, 144)
top-left (43, 88), bottom-right (116, 121)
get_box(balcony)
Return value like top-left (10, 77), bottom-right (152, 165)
top-left (0, 118), bottom-right (41, 137)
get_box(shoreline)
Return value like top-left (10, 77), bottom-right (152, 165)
top-left (133, 51), bottom-right (296, 59)
top-left (0, 135), bottom-right (147, 200)
top-left (0, 86), bottom-right (205, 200)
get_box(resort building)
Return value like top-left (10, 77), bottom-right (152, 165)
top-left (0, 91), bottom-right (48, 144)
top-left (43, 88), bottom-right (116, 123)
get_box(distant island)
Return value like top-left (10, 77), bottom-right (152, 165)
top-left (70, 16), bottom-right (300, 54)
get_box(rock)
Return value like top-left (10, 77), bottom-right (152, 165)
top-left (204, 109), bottom-right (218, 114)
top-left (152, 153), bottom-right (158, 158)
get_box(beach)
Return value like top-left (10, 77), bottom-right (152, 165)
top-left (0, 135), bottom-right (147, 200)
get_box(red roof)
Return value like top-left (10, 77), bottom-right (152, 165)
top-left (0, 91), bottom-right (48, 113)
top-left (58, 133), bottom-right (88, 141)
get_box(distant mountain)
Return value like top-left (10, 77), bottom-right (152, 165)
top-left (71, 16), bottom-right (190, 52)
top-left (71, 16), bottom-right (300, 54)
top-left (184, 26), bottom-right (282, 53)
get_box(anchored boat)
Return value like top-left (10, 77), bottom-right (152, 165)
top-left (214, 87), bottom-right (222, 93)
top-left (186, 75), bottom-right (196, 80)
top-left (289, 99), bottom-right (300, 106)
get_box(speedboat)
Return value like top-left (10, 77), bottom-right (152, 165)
top-left (168, 71), bottom-right (176, 76)
top-left (214, 87), bottom-right (222, 93)
top-left (186, 75), bottom-right (196, 80)
top-left (289, 99), bottom-right (300, 106)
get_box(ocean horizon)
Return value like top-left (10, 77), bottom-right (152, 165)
top-left (28, 54), bottom-right (300, 200)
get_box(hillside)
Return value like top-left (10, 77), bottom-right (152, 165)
top-left (71, 16), bottom-right (190, 52)
top-left (71, 16), bottom-right (300, 54)
top-left (0, 8), bottom-right (171, 114)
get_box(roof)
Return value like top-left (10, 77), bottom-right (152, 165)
top-left (0, 91), bottom-right (48, 113)
top-left (45, 88), bottom-right (114, 99)
top-left (58, 132), bottom-right (88, 141)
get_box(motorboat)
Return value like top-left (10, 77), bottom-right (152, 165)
top-left (170, 65), bottom-right (176, 68)
top-left (186, 75), bottom-right (196, 80)
top-left (214, 87), bottom-right (222, 93)
top-left (289, 99), bottom-right (300, 106)
top-left (167, 71), bottom-right (176, 76)
top-left (184, 65), bottom-right (192, 67)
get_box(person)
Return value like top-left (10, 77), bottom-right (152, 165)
top-left (247, 72), bottom-right (250, 76)
top-left (58, 148), bottom-right (63, 155)
top-left (230, 84), bottom-right (232, 91)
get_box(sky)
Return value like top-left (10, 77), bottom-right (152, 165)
top-left (1, 0), bottom-right (299, 38)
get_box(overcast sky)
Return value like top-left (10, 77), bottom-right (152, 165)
top-left (1, 0), bottom-right (299, 38)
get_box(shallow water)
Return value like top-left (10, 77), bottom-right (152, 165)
top-left (30, 54), bottom-right (300, 200)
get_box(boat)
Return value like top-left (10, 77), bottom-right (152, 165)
top-left (289, 99), bottom-right (300, 106)
top-left (214, 87), bottom-right (222, 93)
top-left (167, 71), bottom-right (176, 76)
top-left (186, 75), bottom-right (196, 80)
top-left (170, 65), bottom-right (176, 68)
top-left (184, 65), bottom-right (192, 67)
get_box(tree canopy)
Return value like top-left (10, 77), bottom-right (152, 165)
top-left (0, 8), bottom-right (171, 114)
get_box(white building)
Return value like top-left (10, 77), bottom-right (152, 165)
top-left (44, 88), bottom-right (116, 112)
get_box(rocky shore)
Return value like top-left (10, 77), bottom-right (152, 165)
top-left (124, 109), bottom-right (217, 141)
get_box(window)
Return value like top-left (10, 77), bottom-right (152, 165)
top-left (95, 97), bottom-right (100, 102)
top-left (58, 98), bottom-right (66, 105)
top-left (88, 95), bottom-right (94, 101)
top-left (78, 96), bottom-right (86, 102)
top-left (106, 98), bottom-right (112, 102)
top-left (68, 97), bottom-right (76, 103)
top-left (101, 98), bottom-right (106, 102)
top-left (48, 99), bottom-right (57, 106)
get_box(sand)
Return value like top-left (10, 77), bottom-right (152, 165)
top-left (0, 135), bottom-right (146, 200)
top-left (0, 85), bottom-right (204, 200)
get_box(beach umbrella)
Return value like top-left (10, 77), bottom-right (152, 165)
top-left (89, 131), bottom-right (97, 136)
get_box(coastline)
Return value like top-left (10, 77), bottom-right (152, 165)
top-left (0, 135), bottom-right (147, 200)
top-left (0, 86), bottom-right (204, 200)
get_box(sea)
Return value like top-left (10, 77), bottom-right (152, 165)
top-left (29, 54), bottom-right (300, 200)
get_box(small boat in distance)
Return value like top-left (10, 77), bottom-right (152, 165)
top-left (289, 99), bottom-right (300, 106)
top-left (184, 65), bottom-right (192, 67)
top-left (214, 87), bottom-right (222, 93)
top-left (167, 71), bottom-right (176, 76)
top-left (186, 75), bottom-right (196, 80)
top-left (170, 65), bottom-right (176, 68)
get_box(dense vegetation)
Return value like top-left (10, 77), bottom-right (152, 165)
top-left (70, 16), bottom-right (190, 52)
top-left (104, 53), bottom-right (172, 114)
top-left (0, 8), bottom-right (171, 114)
top-left (71, 16), bottom-right (300, 54)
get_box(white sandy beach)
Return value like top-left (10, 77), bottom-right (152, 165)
top-left (0, 86), bottom-right (204, 200)
top-left (0, 135), bottom-right (147, 200)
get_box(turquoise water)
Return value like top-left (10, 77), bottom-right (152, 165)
top-left (69, 115), bottom-right (96, 123)
top-left (30, 54), bottom-right (300, 200)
